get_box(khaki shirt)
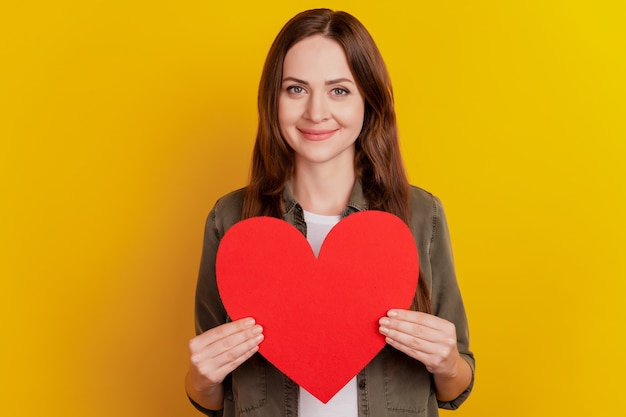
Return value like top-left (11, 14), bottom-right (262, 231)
top-left (191, 183), bottom-right (475, 416)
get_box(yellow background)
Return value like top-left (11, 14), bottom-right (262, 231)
top-left (2, 1), bottom-right (625, 416)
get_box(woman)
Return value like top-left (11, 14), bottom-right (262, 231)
top-left (186, 8), bottom-right (474, 417)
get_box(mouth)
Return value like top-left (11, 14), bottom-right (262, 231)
top-left (297, 128), bottom-right (338, 141)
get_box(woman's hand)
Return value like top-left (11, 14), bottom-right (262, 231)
top-left (186, 318), bottom-right (264, 410)
top-left (379, 309), bottom-right (472, 401)
top-left (378, 309), bottom-right (459, 376)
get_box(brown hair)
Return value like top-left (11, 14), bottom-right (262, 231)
top-left (242, 8), bottom-right (431, 312)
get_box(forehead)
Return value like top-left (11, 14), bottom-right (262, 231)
top-left (283, 35), bottom-right (353, 79)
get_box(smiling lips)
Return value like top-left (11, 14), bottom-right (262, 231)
top-left (298, 128), bottom-right (338, 141)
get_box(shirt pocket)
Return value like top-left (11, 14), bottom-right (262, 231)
top-left (383, 348), bottom-right (435, 415)
top-left (228, 354), bottom-right (267, 415)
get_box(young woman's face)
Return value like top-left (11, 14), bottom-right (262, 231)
top-left (278, 35), bottom-right (365, 169)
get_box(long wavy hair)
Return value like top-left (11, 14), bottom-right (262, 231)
top-left (242, 9), bottom-right (431, 312)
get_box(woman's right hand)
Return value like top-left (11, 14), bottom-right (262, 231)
top-left (186, 318), bottom-right (264, 409)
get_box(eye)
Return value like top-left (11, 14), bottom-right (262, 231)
top-left (286, 85), bottom-right (305, 95)
top-left (331, 87), bottom-right (349, 96)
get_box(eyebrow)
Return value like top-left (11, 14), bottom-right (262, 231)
top-left (282, 76), bottom-right (355, 85)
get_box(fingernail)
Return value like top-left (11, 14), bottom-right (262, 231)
top-left (379, 318), bottom-right (390, 327)
top-left (388, 310), bottom-right (398, 317)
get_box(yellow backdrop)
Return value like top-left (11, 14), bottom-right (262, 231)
top-left (2, 1), bottom-right (625, 416)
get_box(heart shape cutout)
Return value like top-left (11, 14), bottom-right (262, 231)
top-left (216, 210), bottom-right (418, 403)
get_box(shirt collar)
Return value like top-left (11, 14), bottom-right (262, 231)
top-left (282, 180), bottom-right (369, 217)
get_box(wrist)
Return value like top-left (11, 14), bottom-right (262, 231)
top-left (186, 369), bottom-right (224, 410)
top-left (435, 353), bottom-right (462, 380)
top-left (433, 355), bottom-right (472, 402)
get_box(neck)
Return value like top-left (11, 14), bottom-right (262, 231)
top-left (290, 160), bottom-right (355, 216)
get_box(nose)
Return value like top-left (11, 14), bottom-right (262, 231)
top-left (304, 92), bottom-right (330, 123)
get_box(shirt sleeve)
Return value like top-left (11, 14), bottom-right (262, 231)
top-left (188, 394), bottom-right (224, 417)
top-left (429, 195), bottom-right (476, 410)
top-left (195, 207), bottom-right (229, 335)
top-left (187, 207), bottom-right (230, 415)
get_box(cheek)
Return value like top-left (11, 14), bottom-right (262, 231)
top-left (278, 100), bottom-right (298, 129)
top-left (336, 104), bottom-right (365, 130)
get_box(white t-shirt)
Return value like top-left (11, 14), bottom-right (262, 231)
top-left (299, 210), bottom-right (358, 417)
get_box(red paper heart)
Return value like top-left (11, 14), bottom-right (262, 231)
top-left (216, 210), bottom-right (418, 403)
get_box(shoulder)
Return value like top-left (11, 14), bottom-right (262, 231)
top-left (407, 185), bottom-right (447, 243)
top-left (214, 187), bottom-right (246, 212)
top-left (408, 184), bottom-right (444, 217)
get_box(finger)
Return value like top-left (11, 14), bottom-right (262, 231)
top-left (211, 324), bottom-right (264, 359)
top-left (190, 326), bottom-right (264, 385)
top-left (188, 320), bottom-right (262, 372)
top-left (191, 318), bottom-right (257, 351)
top-left (386, 309), bottom-right (446, 330)
top-left (212, 331), bottom-right (265, 378)
top-left (379, 322), bottom-right (439, 355)
top-left (379, 316), bottom-right (440, 344)
top-left (383, 331), bottom-right (456, 374)
top-left (383, 310), bottom-right (457, 343)
top-left (383, 331), bottom-right (437, 357)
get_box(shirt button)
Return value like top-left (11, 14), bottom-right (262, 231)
top-left (359, 380), bottom-right (366, 390)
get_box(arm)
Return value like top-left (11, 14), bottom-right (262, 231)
top-left (379, 309), bottom-right (472, 401)
top-left (427, 196), bottom-right (475, 406)
top-left (379, 193), bottom-right (475, 407)
top-left (186, 198), bottom-right (264, 412)
top-left (433, 353), bottom-right (473, 402)
top-left (186, 318), bottom-right (263, 411)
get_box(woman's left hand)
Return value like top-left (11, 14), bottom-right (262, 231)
top-left (379, 309), bottom-right (461, 378)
